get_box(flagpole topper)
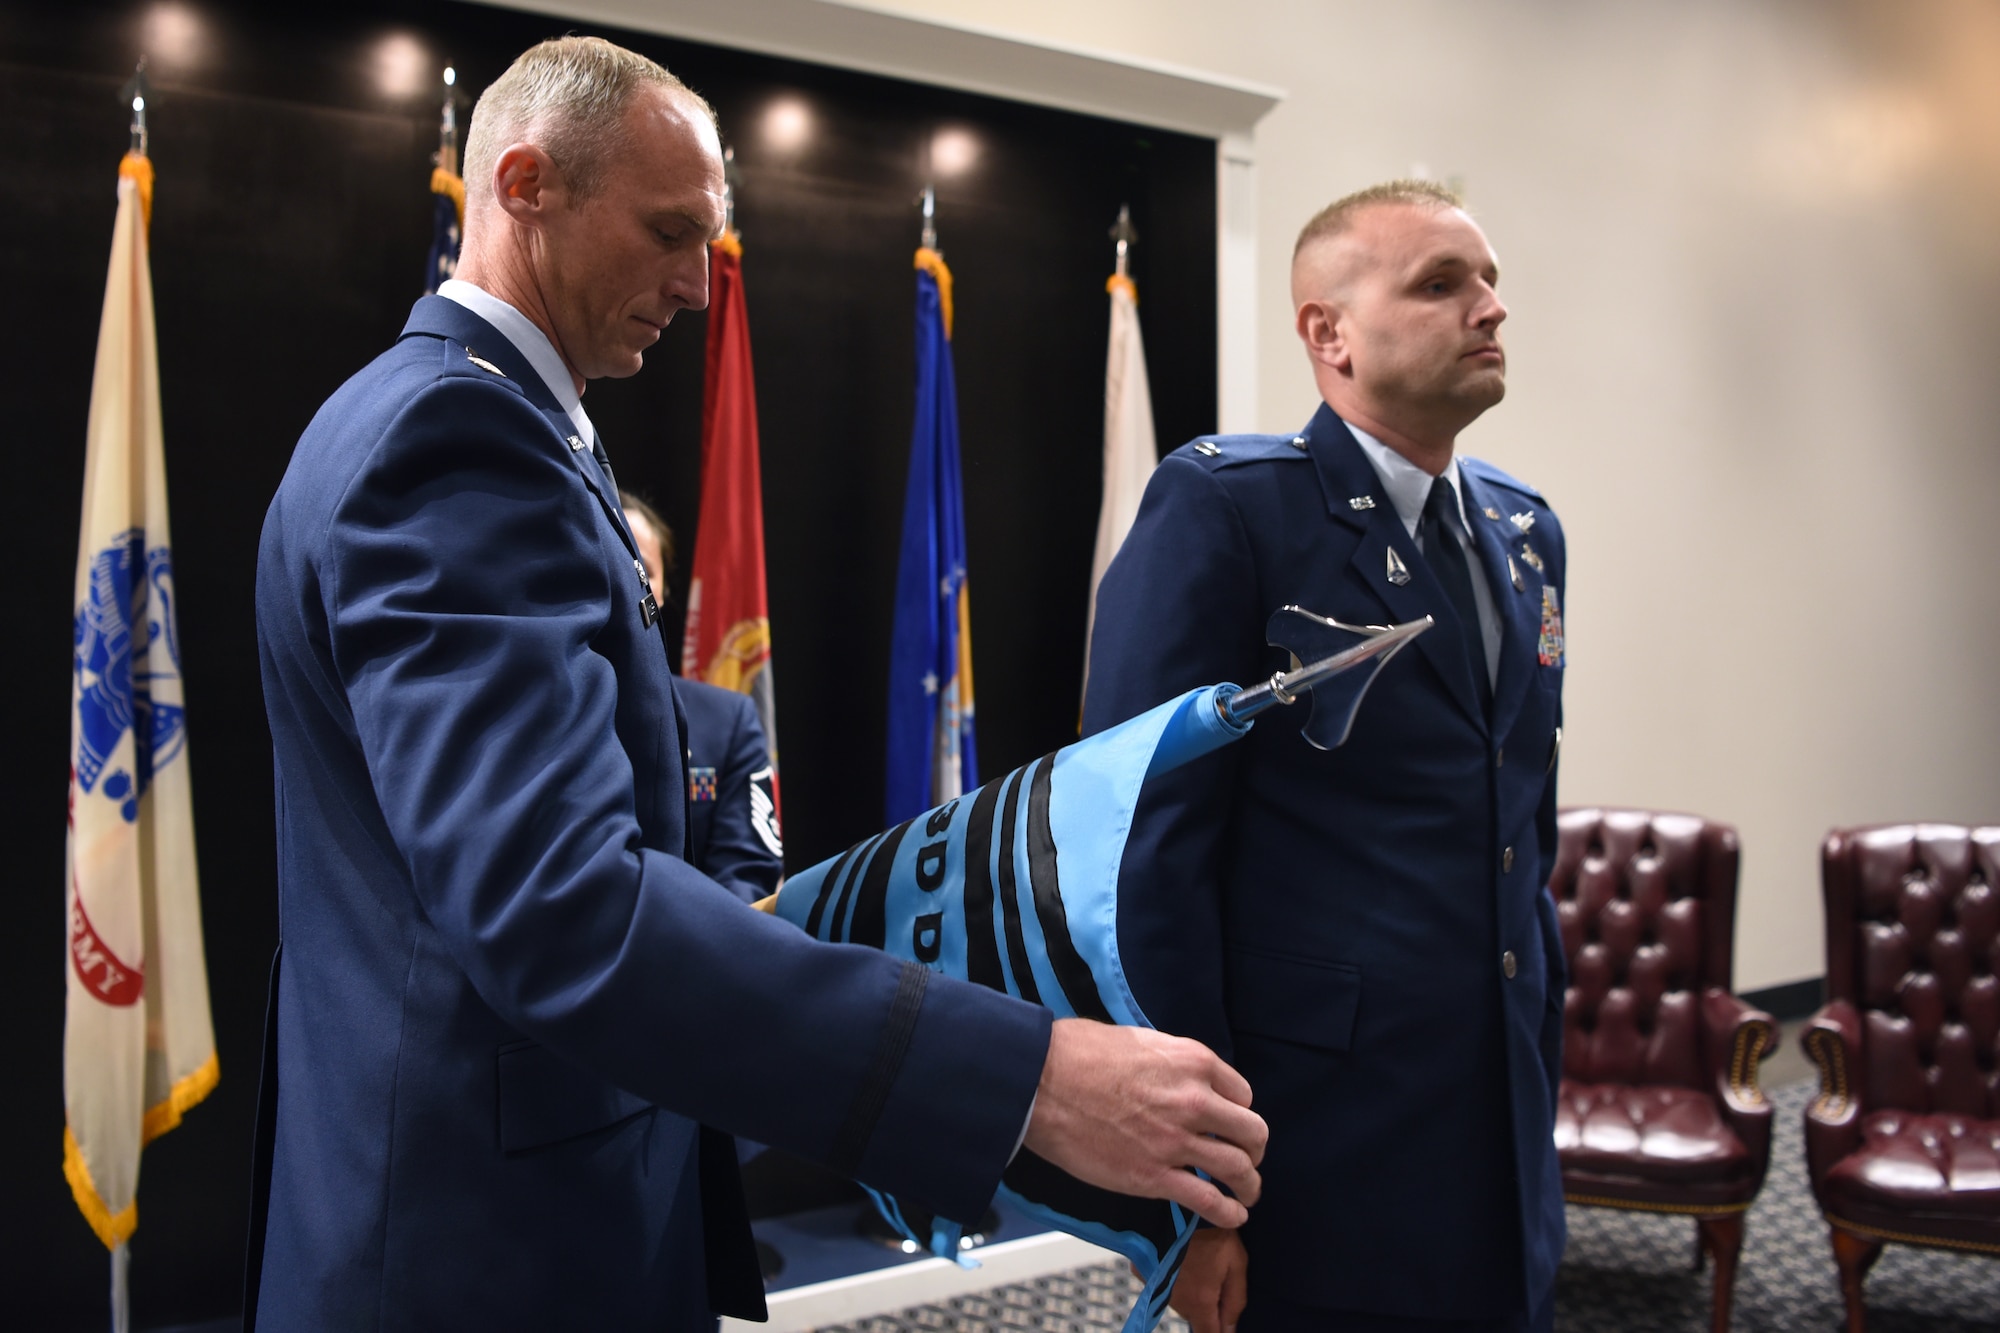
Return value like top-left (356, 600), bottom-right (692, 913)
top-left (120, 58), bottom-right (151, 158)
top-left (1110, 203), bottom-right (1137, 279)
top-left (919, 184), bottom-right (938, 253)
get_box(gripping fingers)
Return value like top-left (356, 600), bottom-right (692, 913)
top-left (1162, 1168), bottom-right (1250, 1230)
top-left (1183, 1135), bottom-right (1260, 1206)
top-left (1198, 1098), bottom-right (1269, 1167)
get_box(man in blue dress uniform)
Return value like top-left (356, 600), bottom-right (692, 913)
top-left (1084, 181), bottom-right (1568, 1332)
top-left (250, 36), bottom-right (1267, 1330)
top-left (620, 491), bottom-right (783, 905)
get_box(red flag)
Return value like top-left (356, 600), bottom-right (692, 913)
top-left (684, 233), bottom-right (781, 824)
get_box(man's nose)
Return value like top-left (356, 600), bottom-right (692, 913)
top-left (675, 259), bottom-right (711, 313)
top-left (1475, 285), bottom-right (1507, 330)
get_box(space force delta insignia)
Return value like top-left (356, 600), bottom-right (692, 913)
top-left (1538, 585), bottom-right (1565, 667)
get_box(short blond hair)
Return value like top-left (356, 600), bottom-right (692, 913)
top-left (463, 35), bottom-right (715, 206)
top-left (1293, 179), bottom-right (1463, 258)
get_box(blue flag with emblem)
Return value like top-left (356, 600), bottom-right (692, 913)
top-left (885, 247), bottom-right (976, 825)
top-left (767, 612), bottom-right (1433, 1333)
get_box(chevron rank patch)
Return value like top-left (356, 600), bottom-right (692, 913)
top-left (1538, 585), bottom-right (1565, 667)
top-left (688, 767), bottom-right (718, 802)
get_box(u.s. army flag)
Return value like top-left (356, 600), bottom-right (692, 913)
top-left (64, 149), bottom-right (218, 1263)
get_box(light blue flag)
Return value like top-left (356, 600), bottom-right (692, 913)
top-left (779, 684), bottom-right (1249, 1332)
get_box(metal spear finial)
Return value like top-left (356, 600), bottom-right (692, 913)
top-left (1110, 203), bottom-right (1137, 278)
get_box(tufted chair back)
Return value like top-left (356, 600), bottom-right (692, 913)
top-left (1821, 824), bottom-right (2000, 1119)
top-left (1550, 808), bottom-right (1741, 1091)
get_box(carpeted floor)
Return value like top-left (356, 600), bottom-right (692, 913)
top-left (818, 1081), bottom-right (2000, 1332)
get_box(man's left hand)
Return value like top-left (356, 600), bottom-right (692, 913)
top-left (1169, 1226), bottom-right (1248, 1333)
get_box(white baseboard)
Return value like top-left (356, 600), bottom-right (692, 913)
top-left (722, 1230), bottom-right (1119, 1333)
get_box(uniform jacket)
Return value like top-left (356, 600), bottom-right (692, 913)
top-left (1081, 404), bottom-right (1568, 1322)
top-left (251, 296), bottom-right (1049, 1330)
top-left (678, 677), bottom-right (782, 904)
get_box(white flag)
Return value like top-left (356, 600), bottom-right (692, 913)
top-left (1082, 273), bottom-right (1158, 693)
top-left (64, 151), bottom-right (217, 1260)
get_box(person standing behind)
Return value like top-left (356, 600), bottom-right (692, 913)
top-left (621, 490), bottom-right (782, 904)
top-left (1083, 180), bottom-right (1567, 1333)
top-left (251, 36), bottom-right (1268, 1331)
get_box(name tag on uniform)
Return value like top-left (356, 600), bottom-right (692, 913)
top-left (688, 767), bottom-right (718, 802)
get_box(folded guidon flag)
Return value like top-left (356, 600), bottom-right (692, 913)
top-left (761, 611), bottom-right (1431, 1333)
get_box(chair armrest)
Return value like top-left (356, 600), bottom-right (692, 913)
top-left (1802, 1000), bottom-right (1865, 1198)
top-left (1701, 988), bottom-right (1777, 1177)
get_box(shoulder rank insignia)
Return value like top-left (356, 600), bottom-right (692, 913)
top-left (1194, 441), bottom-right (1221, 457)
top-left (688, 767), bottom-right (718, 802)
top-left (1290, 436), bottom-right (1308, 451)
top-left (466, 351), bottom-right (507, 377)
top-left (1519, 543), bottom-right (1544, 574)
top-left (1509, 511), bottom-right (1535, 534)
top-left (1386, 546), bottom-right (1411, 586)
top-left (1538, 585), bottom-right (1565, 666)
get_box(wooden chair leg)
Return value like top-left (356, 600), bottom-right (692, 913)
top-left (1829, 1225), bottom-right (1882, 1333)
top-left (1692, 1218), bottom-right (1707, 1272)
top-left (1697, 1212), bottom-right (1744, 1333)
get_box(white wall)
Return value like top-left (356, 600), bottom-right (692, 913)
top-left (852, 0), bottom-right (2000, 991)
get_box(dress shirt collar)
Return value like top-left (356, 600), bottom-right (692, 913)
top-left (1346, 420), bottom-right (1470, 542)
top-left (437, 278), bottom-right (595, 448)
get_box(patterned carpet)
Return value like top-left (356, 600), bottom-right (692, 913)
top-left (819, 1081), bottom-right (2000, 1332)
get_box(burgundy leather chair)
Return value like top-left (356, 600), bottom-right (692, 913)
top-left (1549, 808), bottom-right (1778, 1333)
top-left (1804, 823), bottom-right (2000, 1332)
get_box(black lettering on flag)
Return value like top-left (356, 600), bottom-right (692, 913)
top-left (961, 779), bottom-right (1006, 992)
top-left (827, 830), bottom-right (887, 943)
top-left (848, 819), bottom-right (915, 951)
top-left (1025, 754), bottom-right (1115, 1023)
top-left (912, 911), bottom-right (943, 964)
top-left (915, 839), bottom-right (947, 892)
top-left (924, 799), bottom-right (958, 837)
top-left (993, 767), bottom-right (1042, 1004)
top-left (1001, 1147), bottom-right (1180, 1253)
top-left (807, 839), bottom-right (865, 939)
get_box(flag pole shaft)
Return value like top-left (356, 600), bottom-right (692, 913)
top-left (1221, 615), bottom-right (1433, 724)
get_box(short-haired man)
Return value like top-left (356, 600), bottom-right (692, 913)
top-left (1083, 182), bottom-right (1567, 1332)
top-left (252, 36), bottom-right (1265, 1329)
top-left (619, 489), bottom-right (782, 903)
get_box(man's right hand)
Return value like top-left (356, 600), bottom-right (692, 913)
top-left (1022, 1018), bottom-right (1266, 1229)
top-left (1168, 1227), bottom-right (1249, 1333)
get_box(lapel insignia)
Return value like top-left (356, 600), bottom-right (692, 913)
top-left (1538, 585), bottom-right (1565, 666)
top-left (633, 558), bottom-right (660, 630)
top-left (567, 434), bottom-right (588, 452)
top-left (1349, 495), bottom-right (1377, 511)
top-left (1385, 546), bottom-right (1412, 586)
top-left (1508, 556), bottom-right (1525, 592)
top-left (1509, 510), bottom-right (1535, 534)
top-left (466, 351), bottom-right (507, 377)
top-left (1194, 441), bottom-right (1222, 457)
top-left (1483, 506), bottom-right (1501, 521)
top-left (1519, 543), bottom-right (1544, 574)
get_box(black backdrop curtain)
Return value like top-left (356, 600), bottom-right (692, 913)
top-left (0, 1), bottom-right (1215, 1325)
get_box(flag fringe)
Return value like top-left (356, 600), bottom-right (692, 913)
top-left (430, 166), bottom-right (465, 230)
top-left (142, 1049), bottom-right (220, 1144)
top-left (914, 247), bottom-right (954, 339)
top-left (712, 230), bottom-right (743, 259)
top-left (63, 1125), bottom-right (138, 1250)
top-left (1106, 273), bottom-right (1137, 303)
top-left (119, 152), bottom-right (153, 234)
top-left (62, 1051), bottom-right (218, 1251)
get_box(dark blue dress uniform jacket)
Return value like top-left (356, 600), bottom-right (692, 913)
top-left (678, 677), bottom-right (783, 905)
top-left (251, 297), bottom-right (1049, 1330)
top-left (1082, 404), bottom-right (1568, 1323)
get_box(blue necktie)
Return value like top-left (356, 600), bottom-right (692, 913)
top-left (1419, 476), bottom-right (1490, 713)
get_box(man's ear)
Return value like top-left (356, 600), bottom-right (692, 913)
top-left (491, 143), bottom-right (561, 226)
top-left (1296, 300), bottom-right (1350, 374)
